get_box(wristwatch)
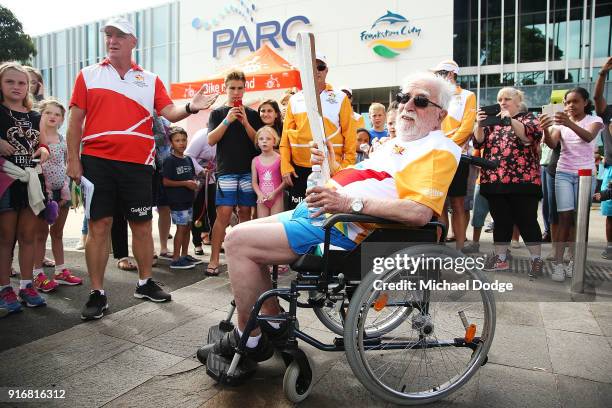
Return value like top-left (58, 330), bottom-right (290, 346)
top-left (350, 197), bottom-right (364, 214)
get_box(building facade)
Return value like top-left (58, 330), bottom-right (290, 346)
top-left (32, 0), bottom-right (611, 112)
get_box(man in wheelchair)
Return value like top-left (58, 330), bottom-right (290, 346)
top-left (204, 72), bottom-right (461, 365)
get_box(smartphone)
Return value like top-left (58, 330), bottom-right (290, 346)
top-left (233, 99), bottom-right (242, 108)
top-left (480, 104), bottom-right (502, 127)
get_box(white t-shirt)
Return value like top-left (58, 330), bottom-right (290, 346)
top-left (556, 114), bottom-right (603, 174)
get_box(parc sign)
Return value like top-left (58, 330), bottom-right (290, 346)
top-left (211, 16), bottom-right (310, 58)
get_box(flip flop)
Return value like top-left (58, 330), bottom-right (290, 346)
top-left (205, 266), bottom-right (220, 277)
top-left (42, 257), bottom-right (55, 267)
top-left (117, 258), bottom-right (137, 271)
top-left (194, 247), bottom-right (204, 255)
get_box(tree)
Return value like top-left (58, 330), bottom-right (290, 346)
top-left (0, 6), bottom-right (36, 63)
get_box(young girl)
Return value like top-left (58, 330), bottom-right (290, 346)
top-left (541, 87), bottom-right (603, 281)
top-left (0, 62), bottom-right (50, 314)
top-left (258, 100), bottom-right (283, 138)
top-left (252, 126), bottom-right (285, 217)
top-left (32, 99), bottom-right (82, 292)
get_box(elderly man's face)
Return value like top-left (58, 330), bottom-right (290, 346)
top-left (105, 27), bottom-right (137, 60)
top-left (396, 80), bottom-right (444, 141)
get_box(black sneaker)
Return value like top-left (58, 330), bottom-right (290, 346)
top-left (134, 279), bottom-right (171, 302)
top-left (259, 319), bottom-right (290, 347)
top-left (81, 290), bottom-right (108, 320)
top-left (211, 329), bottom-right (274, 362)
top-left (529, 257), bottom-right (544, 279)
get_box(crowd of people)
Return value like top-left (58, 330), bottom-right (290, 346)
top-left (1, 15), bottom-right (611, 320)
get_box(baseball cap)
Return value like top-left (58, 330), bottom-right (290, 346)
top-left (101, 17), bottom-right (136, 37)
top-left (316, 53), bottom-right (328, 65)
top-left (340, 87), bottom-right (353, 97)
top-left (430, 60), bottom-right (460, 74)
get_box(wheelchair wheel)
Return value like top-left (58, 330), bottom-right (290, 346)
top-left (283, 351), bottom-right (315, 403)
top-left (344, 245), bottom-right (496, 405)
top-left (311, 289), bottom-right (413, 337)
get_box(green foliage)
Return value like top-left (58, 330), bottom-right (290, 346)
top-left (0, 6), bottom-right (36, 64)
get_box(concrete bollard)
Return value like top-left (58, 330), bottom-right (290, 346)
top-left (572, 168), bottom-right (592, 294)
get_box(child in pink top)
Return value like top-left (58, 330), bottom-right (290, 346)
top-left (252, 126), bottom-right (285, 216)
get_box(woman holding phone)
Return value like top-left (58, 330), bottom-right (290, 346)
top-left (474, 87), bottom-right (544, 279)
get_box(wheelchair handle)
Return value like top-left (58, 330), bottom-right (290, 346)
top-left (460, 154), bottom-right (498, 170)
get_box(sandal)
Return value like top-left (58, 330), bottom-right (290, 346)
top-left (117, 257), bottom-right (137, 271)
top-left (201, 233), bottom-right (211, 245)
top-left (194, 246), bottom-right (204, 255)
top-left (205, 265), bottom-right (220, 276)
top-left (42, 257), bottom-right (55, 267)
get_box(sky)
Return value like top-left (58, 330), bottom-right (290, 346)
top-left (1, 0), bottom-right (170, 36)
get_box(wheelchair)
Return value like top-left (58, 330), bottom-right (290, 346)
top-left (198, 210), bottom-right (497, 405)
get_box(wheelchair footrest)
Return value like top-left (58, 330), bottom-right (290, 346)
top-left (208, 321), bottom-right (234, 344)
top-left (206, 352), bottom-right (257, 386)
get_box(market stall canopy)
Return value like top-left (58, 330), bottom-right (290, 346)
top-left (170, 44), bottom-right (302, 99)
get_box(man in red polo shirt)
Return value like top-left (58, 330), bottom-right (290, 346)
top-left (67, 18), bottom-right (218, 320)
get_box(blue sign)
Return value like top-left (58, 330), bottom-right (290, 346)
top-left (212, 15), bottom-right (310, 58)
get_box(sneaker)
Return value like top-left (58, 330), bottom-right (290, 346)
top-left (565, 260), bottom-right (574, 278)
top-left (33, 272), bottom-right (59, 293)
top-left (482, 254), bottom-right (509, 271)
top-left (81, 290), bottom-right (108, 320)
top-left (529, 258), bottom-right (544, 279)
top-left (0, 286), bottom-right (22, 314)
top-left (461, 242), bottom-right (480, 254)
top-left (551, 262), bottom-right (566, 282)
top-left (169, 257), bottom-right (195, 270)
top-left (184, 255), bottom-right (204, 265)
top-left (601, 249), bottom-right (612, 260)
top-left (259, 319), bottom-right (290, 347)
top-left (211, 329), bottom-right (274, 362)
top-left (134, 279), bottom-right (171, 302)
top-left (54, 269), bottom-right (83, 286)
top-left (18, 284), bottom-right (46, 307)
top-left (484, 222), bottom-right (494, 233)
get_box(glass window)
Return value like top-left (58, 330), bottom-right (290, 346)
top-left (56, 31), bottom-right (67, 66)
top-left (152, 5), bottom-right (169, 47)
top-left (40, 36), bottom-right (49, 68)
top-left (55, 65), bottom-right (67, 105)
top-left (87, 24), bottom-right (97, 64)
top-left (152, 45), bottom-right (168, 86)
top-left (593, 7), bottom-right (611, 58)
top-left (519, 12), bottom-right (548, 62)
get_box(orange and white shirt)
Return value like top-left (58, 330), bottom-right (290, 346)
top-left (69, 59), bottom-right (173, 165)
top-left (280, 84), bottom-right (355, 174)
top-left (441, 86), bottom-right (476, 151)
top-left (329, 130), bottom-right (461, 244)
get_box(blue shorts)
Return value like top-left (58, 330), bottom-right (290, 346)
top-left (216, 173), bottom-right (256, 207)
top-left (555, 171), bottom-right (596, 212)
top-left (601, 166), bottom-right (612, 216)
top-left (171, 208), bottom-right (193, 226)
top-left (278, 202), bottom-right (357, 255)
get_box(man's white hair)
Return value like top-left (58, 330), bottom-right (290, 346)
top-left (401, 72), bottom-right (456, 111)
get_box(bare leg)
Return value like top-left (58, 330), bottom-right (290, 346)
top-left (16, 208), bottom-right (41, 281)
top-left (86, 217), bottom-right (113, 289)
top-left (33, 218), bottom-right (49, 270)
top-left (157, 206), bottom-right (171, 253)
top-left (50, 206), bottom-right (69, 268)
top-left (128, 219), bottom-right (153, 279)
top-left (224, 220), bottom-right (298, 333)
top-left (209, 206), bottom-right (233, 269)
top-left (450, 196), bottom-right (466, 250)
top-left (0, 211), bottom-right (18, 286)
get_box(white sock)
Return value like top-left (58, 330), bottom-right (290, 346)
top-left (236, 328), bottom-right (261, 348)
top-left (268, 322), bottom-right (281, 329)
top-left (55, 264), bottom-right (65, 273)
top-left (91, 289), bottom-right (105, 296)
top-left (497, 253), bottom-right (506, 262)
top-left (19, 280), bottom-right (32, 289)
top-left (138, 278), bottom-right (150, 286)
top-left (33, 268), bottom-right (43, 277)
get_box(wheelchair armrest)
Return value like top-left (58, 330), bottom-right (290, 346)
top-left (322, 213), bottom-right (445, 234)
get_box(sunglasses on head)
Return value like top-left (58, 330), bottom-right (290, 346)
top-left (395, 92), bottom-right (443, 109)
top-left (316, 64), bottom-right (327, 72)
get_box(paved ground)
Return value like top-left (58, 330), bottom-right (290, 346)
top-left (0, 207), bottom-right (611, 407)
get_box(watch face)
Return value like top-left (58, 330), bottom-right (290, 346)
top-left (352, 199), bottom-right (363, 212)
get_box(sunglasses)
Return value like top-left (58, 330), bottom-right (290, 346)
top-left (395, 92), bottom-right (443, 109)
top-left (316, 64), bottom-right (327, 72)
